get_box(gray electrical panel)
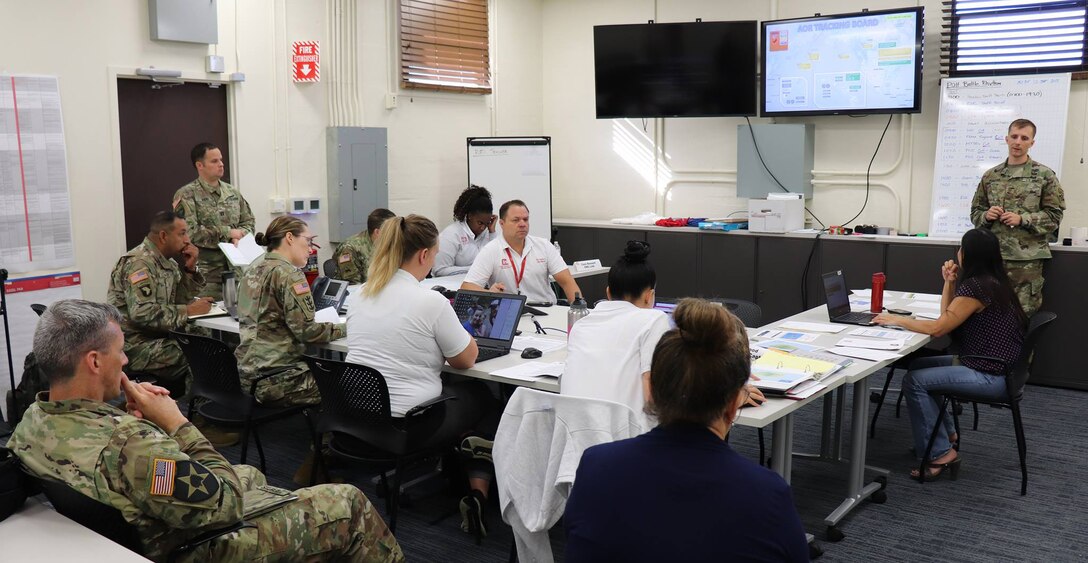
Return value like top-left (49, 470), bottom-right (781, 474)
top-left (149, 0), bottom-right (219, 44)
top-left (737, 124), bottom-right (814, 199)
top-left (327, 127), bottom-right (389, 242)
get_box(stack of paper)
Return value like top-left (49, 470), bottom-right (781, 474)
top-left (836, 337), bottom-right (907, 351)
top-left (490, 362), bottom-right (565, 382)
top-left (750, 350), bottom-right (840, 393)
top-left (511, 335), bottom-right (566, 353)
top-left (827, 347), bottom-right (901, 362)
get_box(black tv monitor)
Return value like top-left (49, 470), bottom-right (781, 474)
top-left (761, 7), bottom-right (924, 116)
top-left (594, 21), bottom-right (758, 119)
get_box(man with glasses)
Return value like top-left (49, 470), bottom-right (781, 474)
top-left (173, 142), bottom-right (255, 300)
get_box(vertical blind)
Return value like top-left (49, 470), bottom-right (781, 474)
top-left (400, 0), bottom-right (492, 93)
top-left (943, 0), bottom-right (1088, 75)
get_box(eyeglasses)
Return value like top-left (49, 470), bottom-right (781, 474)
top-left (298, 234), bottom-right (319, 249)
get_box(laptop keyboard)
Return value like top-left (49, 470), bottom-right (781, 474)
top-left (476, 348), bottom-right (508, 362)
top-left (837, 311), bottom-right (877, 323)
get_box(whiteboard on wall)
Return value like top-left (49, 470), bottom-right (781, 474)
top-left (929, 73), bottom-right (1070, 238)
top-left (467, 137), bottom-right (552, 241)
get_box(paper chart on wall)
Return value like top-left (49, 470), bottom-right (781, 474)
top-left (0, 74), bottom-right (75, 273)
top-left (928, 73), bottom-right (1070, 238)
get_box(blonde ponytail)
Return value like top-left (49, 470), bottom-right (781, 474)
top-left (362, 214), bottom-right (438, 297)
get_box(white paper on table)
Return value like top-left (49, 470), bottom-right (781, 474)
top-left (851, 289), bottom-right (872, 298)
top-left (778, 321), bottom-right (847, 334)
top-left (849, 298), bottom-right (872, 311)
top-left (752, 329), bottom-right (821, 342)
top-left (836, 337), bottom-right (907, 350)
top-left (827, 347), bottom-right (901, 362)
top-left (188, 304), bottom-right (229, 319)
top-left (909, 293), bottom-right (941, 302)
top-left (908, 301), bottom-right (941, 311)
top-left (313, 306), bottom-right (342, 324)
top-left (218, 234), bottom-right (265, 267)
top-left (490, 361), bottom-right (565, 381)
top-left (511, 335), bottom-right (566, 353)
top-left (849, 327), bottom-right (915, 340)
top-left (786, 380), bottom-right (828, 400)
top-left (915, 311), bottom-right (940, 320)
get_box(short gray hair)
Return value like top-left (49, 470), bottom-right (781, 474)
top-left (33, 300), bottom-right (123, 385)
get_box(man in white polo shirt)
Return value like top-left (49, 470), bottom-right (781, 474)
top-left (461, 199), bottom-right (581, 305)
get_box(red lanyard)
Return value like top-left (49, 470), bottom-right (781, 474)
top-left (504, 248), bottom-right (528, 293)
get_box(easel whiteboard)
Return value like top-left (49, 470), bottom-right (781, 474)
top-left (929, 73), bottom-right (1070, 237)
top-left (467, 137), bottom-right (552, 240)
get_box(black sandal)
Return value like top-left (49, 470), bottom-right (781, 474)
top-left (910, 457), bottom-right (962, 482)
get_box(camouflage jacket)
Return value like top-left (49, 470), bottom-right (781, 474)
top-left (334, 232), bottom-right (375, 284)
top-left (235, 252), bottom-right (346, 381)
top-left (9, 395), bottom-right (246, 561)
top-left (106, 238), bottom-right (206, 346)
top-left (970, 157), bottom-right (1066, 260)
top-left (173, 178), bottom-right (255, 250)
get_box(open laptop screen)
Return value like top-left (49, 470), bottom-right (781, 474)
top-left (822, 270), bottom-right (852, 318)
top-left (453, 290), bottom-right (526, 346)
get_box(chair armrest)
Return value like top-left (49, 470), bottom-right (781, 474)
top-left (404, 393), bottom-right (457, 418)
top-left (170, 520), bottom-right (256, 561)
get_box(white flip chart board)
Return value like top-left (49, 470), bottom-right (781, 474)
top-left (929, 73), bottom-right (1070, 238)
top-left (467, 137), bottom-right (552, 241)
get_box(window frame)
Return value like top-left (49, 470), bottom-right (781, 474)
top-left (399, 0), bottom-right (492, 94)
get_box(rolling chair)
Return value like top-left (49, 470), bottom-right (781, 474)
top-left (916, 311), bottom-right (1056, 495)
top-left (171, 331), bottom-right (314, 472)
top-left (303, 355), bottom-right (455, 533)
top-left (322, 258), bottom-right (339, 279)
top-left (33, 473), bottom-right (253, 561)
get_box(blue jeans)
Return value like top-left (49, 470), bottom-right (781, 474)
top-left (903, 356), bottom-right (1008, 461)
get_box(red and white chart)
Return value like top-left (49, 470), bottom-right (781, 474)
top-left (0, 74), bottom-right (75, 273)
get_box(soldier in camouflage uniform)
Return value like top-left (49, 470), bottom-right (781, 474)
top-left (106, 211), bottom-right (214, 389)
top-left (236, 216), bottom-right (346, 406)
top-left (173, 142), bottom-right (255, 300)
top-left (970, 119), bottom-right (1066, 317)
top-left (10, 299), bottom-right (403, 562)
top-left (335, 208), bottom-right (395, 283)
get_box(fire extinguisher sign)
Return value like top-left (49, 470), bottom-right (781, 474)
top-left (292, 41), bottom-right (320, 83)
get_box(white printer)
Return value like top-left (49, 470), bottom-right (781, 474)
top-left (747, 193), bottom-right (805, 233)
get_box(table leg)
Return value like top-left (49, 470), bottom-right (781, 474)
top-left (822, 378), bottom-right (890, 542)
top-left (770, 415), bottom-right (794, 483)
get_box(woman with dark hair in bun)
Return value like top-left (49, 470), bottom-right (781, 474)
top-left (433, 185), bottom-right (498, 276)
top-left (235, 216), bottom-right (346, 407)
top-left (564, 299), bottom-right (809, 563)
top-left (560, 240), bottom-right (670, 428)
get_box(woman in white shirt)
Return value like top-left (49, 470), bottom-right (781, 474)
top-left (433, 185), bottom-right (498, 276)
top-left (345, 213), bottom-right (498, 541)
top-left (561, 241), bottom-right (670, 429)
top-left (562, 241), bottom-right (765, 429)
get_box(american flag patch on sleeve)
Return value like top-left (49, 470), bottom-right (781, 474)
top-left (129, 270), bottom-right (150, 284)
top-left (150, 458), bottom-right (176, 496)
top-left (293, 282), bottom-right (310, 295)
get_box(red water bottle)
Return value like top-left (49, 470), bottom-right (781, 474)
top-left (871, 272), bottom-right (886, 313)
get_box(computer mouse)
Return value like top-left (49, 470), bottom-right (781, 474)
top-left (520, 347), bottom-right (543, 359)
top-left (431, 285), bottom-right (447, 294)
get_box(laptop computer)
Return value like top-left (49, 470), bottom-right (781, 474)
top-left (822, 270), bottom-right (878, 326)
top-left (452, 290), bottom-right (527, 362)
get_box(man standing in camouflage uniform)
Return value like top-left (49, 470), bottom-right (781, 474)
top-left (970, 119), bottom-right (1065, 317)
top-left (107, 211), bottom-right (214, 390)
top-left (236, 216), bottom-right (346, 406)
top-left (335, 208), bottom-right (395, 283)
top-left (10, 300), bottom-right (403, 563)
top-left (173, 142), bottom-right (255, 300)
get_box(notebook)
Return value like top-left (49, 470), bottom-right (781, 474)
top-left (822, 270), bottom-right (878, 326)
top-left (452, 290), bottom-right (527, 362)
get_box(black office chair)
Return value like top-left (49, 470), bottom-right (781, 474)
top-left (322, 258), bottom-right (339, 279)
top-left (917, 311), bottom-right (1056, 495)
top-left (30, 304), bottom-right (47, 317)
top-left (172, 331), bottom-right (313, 472)
top-left (304, 355), bottom-right (455, 533)
top-left (33, 474), bottom-right (253, 561)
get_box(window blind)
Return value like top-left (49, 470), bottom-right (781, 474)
top-left (943, 0), bottom-right (1088, 75)
top-left (400, 0), bottom-right (492, 93)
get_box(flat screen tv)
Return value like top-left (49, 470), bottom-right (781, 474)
top-left (761, 7), bottom-right (924, 116)
top-left (594, 21), bottom-right (758, 119)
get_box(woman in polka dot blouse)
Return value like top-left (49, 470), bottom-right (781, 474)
top-left (874, 228), bottom-right (1027, 481)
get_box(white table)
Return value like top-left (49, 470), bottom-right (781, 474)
top-left (0, 497), bottom-right (150, 561)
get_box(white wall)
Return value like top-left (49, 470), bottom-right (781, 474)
top-left (542, 0), bottom-right (1088, 238)
top-left (0, 0), bottom-right (543, 300)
